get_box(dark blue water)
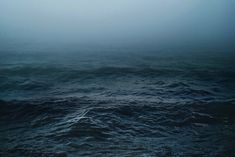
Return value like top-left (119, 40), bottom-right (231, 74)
top-left (0, 50), bottom-right (235, 157)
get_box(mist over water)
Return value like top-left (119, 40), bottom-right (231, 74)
top-left (1, 1), bottom-right (235, 157)
top-left (1, 0), bottom-right (235, 49)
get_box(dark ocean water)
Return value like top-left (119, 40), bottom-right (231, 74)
top-left (0, 50), bottom-right (235, 157)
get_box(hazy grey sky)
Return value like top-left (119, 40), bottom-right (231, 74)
top-left (1, 0), bottom-right (235, 49)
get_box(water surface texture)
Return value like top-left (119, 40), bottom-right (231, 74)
top-left (0, 50), bottom-right (235, 157)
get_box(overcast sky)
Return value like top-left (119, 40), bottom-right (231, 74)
top-left (1, 0), bottom-right (235, 49)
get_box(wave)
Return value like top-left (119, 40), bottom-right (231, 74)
top-left (1, 65), bottom-right (235, 79)
top-left (1, 98), bottom-right (235, 156)
top-left (1, 98), bottom-right (234, 130)
top-left (1, 54), bottom-right (235, 156)
top-left (1, 65), bottom-right (234, 99)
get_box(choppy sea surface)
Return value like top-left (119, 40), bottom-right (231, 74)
top-left (0, 50), bottom-right (235, 157)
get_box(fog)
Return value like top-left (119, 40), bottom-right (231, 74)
top-left (1, 0), bottom-right (235, 50)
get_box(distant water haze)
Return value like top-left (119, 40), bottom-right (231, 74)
top-left (1, 0), bottom-right (235, 50)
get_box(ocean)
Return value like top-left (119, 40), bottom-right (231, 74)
top-left (0, 49), bottom-right (235, 157)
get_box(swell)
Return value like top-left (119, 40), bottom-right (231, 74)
top-left (1, 98), bottom-right (235, 156)
top-left (1, 98), bottom-right (234, 128)
top-left (1, 66), bottom-right (235, 78)
top-left (1, 66), bottom-right (234, 95)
